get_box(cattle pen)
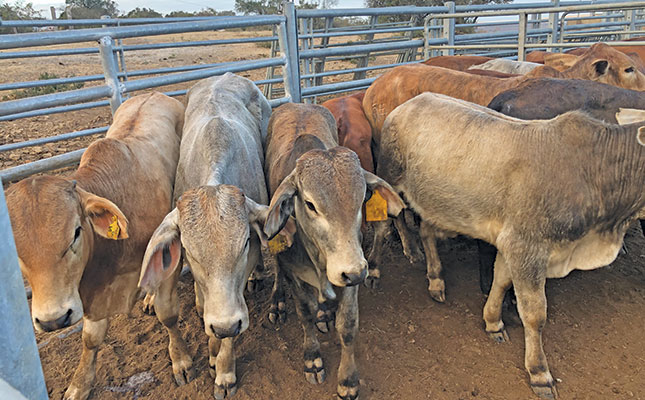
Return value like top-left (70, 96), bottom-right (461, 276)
top-left (1, 1), bottom-right (645, 399)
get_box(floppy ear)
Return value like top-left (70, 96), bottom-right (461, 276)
top-left (264, 170), bottom-right (297, 240)
top-left (363, 170), bottom-right (405, 217)
top-left (246, 196), bottom-right (297, 249)
top-left (616, 108), bottom-right (645, 125)
top-left (637, 126), bottom-right (645, 147)
top-left (592, 59), bottom-right (609, 76)
top-left (77, 187), bottom-right (129, 240)
top-left (138, 208), bottom-right (182, 292)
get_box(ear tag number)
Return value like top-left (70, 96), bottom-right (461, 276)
top-left (268, 235), bottom-right (289, 255)
top-left (106, 215), bottom-right (120, 240)
top-left (365, 189), bottom-right (388, 222)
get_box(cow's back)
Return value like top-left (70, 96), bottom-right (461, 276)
top-left (265, 103), bottom-right (338, 194)
top-left (73, 93), bottom-right (183, 318)
top-left (176, 74), bottom-right (271, 205)
top-left (422, 55), bottom-right (492, 71)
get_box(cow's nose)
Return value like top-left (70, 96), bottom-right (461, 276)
top-left (210, 319), bottom-right (242, 339)
top-left (35, 309), bottom-right (73, 332)
top-left (341, 269), bottom-right (367, 286)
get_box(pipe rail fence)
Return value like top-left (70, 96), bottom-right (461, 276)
top-left (0, 1), bottom-right (644, 397)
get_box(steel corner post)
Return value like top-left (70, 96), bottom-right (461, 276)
top-left (443, 1), bottom-right (456, 56)
top-left (279, 1), bottom-right (302, 104)
top-left (99, 35), bottom-right (123, 115)
top-left (0, 182), bottom-right (48, 400)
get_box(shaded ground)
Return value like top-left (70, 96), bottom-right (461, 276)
top-left (35, 225), bottom-right (645, 400)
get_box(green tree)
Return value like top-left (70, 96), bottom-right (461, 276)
top-left (122, 7), bottom-right (161, 18)
top-left (234, 0), bottom-right (281, 15)
top-left (0, 1), bottom-right (41, 33)
top-left (364, 0), bottom-right (510, 23)
top-left (60, 0), bottom-right (119, 19)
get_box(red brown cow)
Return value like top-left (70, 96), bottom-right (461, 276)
top-left (422, 55), bottom-right (493, 71)
top-left (6, 93), bottom-right (188, 400)
top-left (321, 91), bottom-right (374, 172)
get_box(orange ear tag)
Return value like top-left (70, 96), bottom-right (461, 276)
top-left (106, 215), bottom-right (120, 240)
top-left (268, 234), bottom-right (289, 255)
top-left (365, 189), bottom-right (388, 222)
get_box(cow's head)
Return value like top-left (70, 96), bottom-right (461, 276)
top-left (6, 176), bottom-right (128, 332)
top-left (575, 43), bottom-right (645, 90)
top-left (139, 185), bottom-right (267, 339)
top-left (263, 147), bottom-right (403, 287)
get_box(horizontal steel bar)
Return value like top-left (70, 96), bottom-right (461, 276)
top-left (0, 100), bottom-right (109, 122)
top-left (0, 16), bottom-right (285, 50)
top-left (301, 78), bottom-right (376, 97)
top-left (0, 16), bottom-right (213, 27)
top-left (0, 47), bottom-right (98, 60)
top-left (0, 85), bottom-right (112, 117)
top-left (269, 97), bottom-right (291, 108)
top-left (301, 60), bottom-right (418, 79)
top-left (122, 57), bottom-right (284, 93)
top-left (119, 36), bottom-right (277, 52)
top-left (300, 39), bottom-right (424, 59)
top-left (0, 149), bottom-right (85, 183)
top-left (0, 127), bottom-right (108, 152)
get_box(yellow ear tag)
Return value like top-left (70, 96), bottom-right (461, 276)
top-left (365, 188), bottom-right (388, 222)
top-left (268, 234), bottom-right (289, 255)
top-left (106, 215), bottom-right (120, 240)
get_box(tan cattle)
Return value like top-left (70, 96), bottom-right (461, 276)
top-left (6, 93), bottom-right (187, 400)
top-left (422, 55), bottom-right (493, 71)
top-left (543, 53), bottom-right (580, 71)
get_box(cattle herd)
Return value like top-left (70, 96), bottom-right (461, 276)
top-left (5, 40), bottom-right (645, 400)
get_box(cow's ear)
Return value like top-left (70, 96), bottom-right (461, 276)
top-left (637, 126), bottom-right (645, 146)
top-left (616, 108), bottom-right (645, 125)
top-left (138, 208), bottom-right (182, 292)
top-left (363, 170), bottom-right (405, 217)
top-left (592, 59), bottom-right (609, 76)
top-left (77, 187), bottom-right (129, 240)
top-left (264, 170), bottom-right (297, 240)
top-left (246, 196), bottom-right (296, 248)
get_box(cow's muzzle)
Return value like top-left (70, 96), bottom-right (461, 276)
top-left (341, 268), bottom-right (368, 287)
top-left (210, 319), bottom-right (242, 339)
top-left (35, 309), bottom-right (73, 332)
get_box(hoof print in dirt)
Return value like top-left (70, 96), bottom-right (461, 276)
top-left (304, 352), bottom-right (326, 384)
top-left (315, 303), bottom-right (336, 333)
top-left (268, 300), bottom-right (287, 326)
top-left (487, 328), bottom-right (510, 344)
top-left (214, 381), bottom-right (237, 400)
top-left (337, 373), bottom-right (360, 400)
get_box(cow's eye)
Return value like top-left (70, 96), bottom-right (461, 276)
top-left (625, 67), bottom-right (635, 73)
top-left (67, 226), bottom-right (82, 254)
top-left (305, 201), bottom-right (317, 213)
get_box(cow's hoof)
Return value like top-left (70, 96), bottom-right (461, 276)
top-left (364, 268), bottom-right (380, 289)
top-left (142, 293), bottom-right (155, 315)
top-left (304, 353), bottom-right (326, 384)
top-left (268, 300), bottom-right (286, 326)
top-left (63, 385), bottom-right (90, 400)
top-left (315, 306), bottom-right (335, 334)
top-left (428, 279), bottom-right (446, 303)
top-left (172, 361), bottom-right (194, 386)
top-left (214, 381), bottom-right (237, 400)
top-left (487, 328), bottom-right (510, 343)
top-left (246, 277), bottom-right (264, 294)
top-left (531, 382), bottom-right (558, 399)
top-left (337, 374), bottom-right (360, 400)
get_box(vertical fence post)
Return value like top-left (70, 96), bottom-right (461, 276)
top-left (98, 36), bottom-right (123, 115)
top-left (626, 9), bottom-right (636, 40)
top-left (518, 12), bottom-right (527, 61)
top-left (547, 0), bottom-right (560, 52)
top-left (279, 2), bottom-right (302, 104)
top-left (443, 1), bottom-right (455, 56)
top-left (0, 181), bottom-right (48, 400)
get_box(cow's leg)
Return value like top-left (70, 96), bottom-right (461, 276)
top-left (366, 220), bottom-right (391, 289)
top-left (419, 220), bottom-right (445, 303)
top-left (477, 240), bottom-right (497, 295)
top-left (195, 281), bottom-right (204, 318)
top-left (142, 292), bottom-right (155, 315)
top-left (209, 336), bottom-right (237, 400)
top-left (483, 251), bottom-right (512, 343)
top-left (291, 281), bottom-right (326, 384)
top-left (268, 263), bottom-right (287, 325)
top-left (246, 263), bottom-right (266, 293)
top-left (394, 211), bottom-right (424, 264)
top-left (511, 257), bottom-right (556, 399)
top-left (336, 285), bottom-right (360, 400)
top-left (63, 317), bottom-right (108, 400)
top-left (154, 267), bottom-right (194, 386)
top-left (315, 297), bottom-right (336, 334)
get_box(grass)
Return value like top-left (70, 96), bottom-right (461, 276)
top-left (2, 72), bottom-right (85, 101)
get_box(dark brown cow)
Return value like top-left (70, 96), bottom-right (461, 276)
top-left (263, 103), bottom-right (403, 400)
top-left (321, 91), bottom-right (374, 172)
top-left (6, 93), bottom-right (188, 400)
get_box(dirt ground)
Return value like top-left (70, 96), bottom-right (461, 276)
top-left (2, 29), bottom-right (645, 400)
